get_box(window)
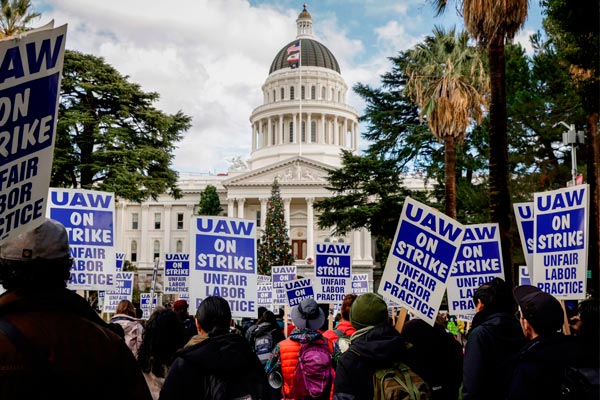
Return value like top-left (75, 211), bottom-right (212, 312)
top-left (289, 121), bottom-right (294, 143)
top-left (257, 210), bottom-right (262, 227)
top-left (271, 128), bottom-right (276, 145)
top-left (153, 240), bottom-right (160, 260)
top-left (281, 87), bottom-right (285, 100)
top-left (301, 121), bottom-right (306, 142)
top-left (177, 213), bottom-right (184, 229)
top-left (131, 213), bottom-right (139, 230)
top-left (131, 240), bottom-right (137, 262)
top-left (311, 86), bottom-right (316, 99)
top-left (154, 213), bottom-right (161, 229)
top-left (290, 86), bottom-right (295, 100)
top-left (176, 240), bottom-right (183, 253)
top-left (321, 87), bottom-right (326, 99)
top-left (338, 91), bottom-right (342, 102)
top-left (331, 88), bottom-right (334, 101)
top-left (273, 89), bottom-right (276, 102)
top-left (311, 121), bottom-right (316, 143)
top-left (301, 85), bottom-right (305, 99)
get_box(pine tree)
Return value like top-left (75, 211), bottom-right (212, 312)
top-left (257, 179), bottom-right (294, 274)
top-left (198, 184), bottom-right (223, 215)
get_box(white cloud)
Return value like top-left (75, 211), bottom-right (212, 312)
top-left (513, 28), bottom-right (536, 56)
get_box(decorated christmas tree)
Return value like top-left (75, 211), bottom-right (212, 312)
top-left (257, 179), bottom-right (294, 274)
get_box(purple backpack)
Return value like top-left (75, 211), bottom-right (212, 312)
top-left (292, 338), bottom-right (333, 399)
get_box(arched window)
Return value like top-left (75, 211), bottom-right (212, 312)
top-left (311, 86), bottom-right (316, 99)
top-left (290, 86), bottom-right (295, 100)
top-left (281, 87), bottom-right (285, 100)
top-left (271, 126), bottom-right (276, 145)
top-left (131, 240), bottom-right (137, 262)
top-left (176, 240), bottom-right (183, 253)
top-left (153, 240), bottom-right (160, 260)
top-left (301, 86), bottom-right (305, 100)
top-left (301, 121), bottom-right (306, 142)
top-left (338, 91), bottom-right (342, 102)
top-left (321, 86), bottom-right (326, 100)
top-left (273, 89), bottom-right (276, 102)
top-left (289, 121), bottom-right (294, 143)
top-left (311, 121), bottom-right (316, 142)
top-left (331, 88), bottom-right (334, 101)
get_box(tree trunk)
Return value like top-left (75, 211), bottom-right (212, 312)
top-left (488, 37), bottom-right (514, 288)
top-left (586, 111), bottom-right (599, 297)
top-left (444, 135), bottom-right (457, 219)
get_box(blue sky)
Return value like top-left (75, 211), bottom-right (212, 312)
top-left (34, 0), bottom-right (544, 174)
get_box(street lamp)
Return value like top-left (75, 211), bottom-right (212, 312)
top-left (553, 121), bottom-right (585, 186)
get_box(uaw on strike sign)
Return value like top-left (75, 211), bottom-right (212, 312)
top-left (0, 23), bottom-right (67, 245)
top-left (189, 216), bottom-right (258, 318)
top-left (379, 197), bottom-right (465, 326)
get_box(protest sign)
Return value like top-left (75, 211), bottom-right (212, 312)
top-left (378, 197), bottom-right (465, 326)
top-left (257, 283), bottom-right (274, 309)
top-left (48, 188), bottom-right (116, 290)
top-left (284, 277), bottom-right (314, 307)
top-left (533, 185), bottom-right (588, 299)
top-left (519, 265), bottom-right (531, 286)
top-left (447, 223), bottom-right (504, 316)
top-left (314, 242), bottom-right (352, 304)
top-left (163, 253), bottom-right (190, 296)
top-left (257, 274), bottom-right (272, 284)
top-left (116, 252), bottom-right (125, 271)
top-left (102, 271), bottom-right (134, 314)
top-left (0, 23), bottom-right (67, 245)
top-left (514, 202), bottom-right (534, 278)
top-left (272, 265), bottom-right (296, 306)
top-left (189, 216), bottom-right (257, 318)
top-left (351, 273), bottom-right (370, 294)
top-left (140, 292), bottom-right (158, 319)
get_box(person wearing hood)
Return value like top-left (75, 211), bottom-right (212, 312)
top-left (159, 296), bottom-right (268, 399)
top-left (333, 293), bottom-right (410, 399)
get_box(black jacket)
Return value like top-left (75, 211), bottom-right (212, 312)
top-left (462, 310), bottom-right (525, 400)
top-left (159, 332), bottom-right (269, 400)
top-left (334, 323), bottom-right (410, 400)
top-left (508, 333), bottom-right (578, 400)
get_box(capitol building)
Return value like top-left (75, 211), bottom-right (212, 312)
top-left (114, 6), bottom-right (429, 291)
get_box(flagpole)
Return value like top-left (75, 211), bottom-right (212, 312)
top-left (298, 42), bottom-right (302, 157)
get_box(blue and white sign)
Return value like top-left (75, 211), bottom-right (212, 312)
top-left (315, 242), bottom-right (352, 304)
top-left (140, 292), bottom-right (158, 319)
top-left (47, 188), bottom-right (116, 290)
top-left (189, 216), bottom-right (258, 318)
top-left (519, 265), bottom-right (531, 286)
top-left (0, 23), bottom-right (67, 245)
top-left (284, 277), bottom-right (314, 307)
top-left (116, 252), bottom-right (125, 271)
top-left (257, 275), bottom-right (272, 284)
top-left (514, 202), bottom-right (534, 278)
top-left (533, 185), bottom-right (588, 299)
top-left (272, 265), bottom-right (296, 306)
top-left (102, 272), bottom-right (134, 314)
top-left (351, 273), bottom-right (370, 294)
top-left (447, 223), bottom-right (504, 316)
top-left (164, 253), bottom-right (190, 296)
top-left (378, 197), bottom-right (465, 326)
top-left (257, 283), bottom-right (274, 309)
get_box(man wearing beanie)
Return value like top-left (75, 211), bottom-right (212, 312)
top-left (508, 285), bottom-right (577, 399)
top-left (0, 219), bottom-right (152, 399)
top-left (333, 293), bottom-right (411, 399)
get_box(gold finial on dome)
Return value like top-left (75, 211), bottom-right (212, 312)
top-left (296, 3), bottom-right (313, 38)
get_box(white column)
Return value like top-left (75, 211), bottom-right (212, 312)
top-left (115, 202), bottom-right (125, 251)
top-left (334, 117), bottom-right (339, 145)
top-left (343, 119), bottom-right (348, 147)
top-left (279, 115), bottom-right (284, 145)
top-left (268, 117), bottom-right (272, 146)
top-left (163, 204), bottom-right (172, 253)
top-left (320, 114), bottom-right (325, 144)
top-left (283, 198), bottom-right (291, 233)
top-left (251, 122), bottom-right (256, 151)
top-left (293, 114), bottom-right (298, 143)
top-left (140, 204), bottom-right (149, 268)
top-left (227, 198), bottom-right (235, 218)
top-left (307, 113), bottom-right (312, 143)
top-left (237, 198), bottom-right (245, 219)
top-left (353, 230), bottom-right (361, 260)
top-left (362, 228), bottom-right (373, 261)
top-left (260, 197), bottom-right (268, 231)
top-left (306, 197), bottom-right (314, 260)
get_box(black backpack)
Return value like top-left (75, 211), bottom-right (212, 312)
top-left (252, 325), bottom-right (276, 365)
top-left (561, 365), bottom-right (600, 400)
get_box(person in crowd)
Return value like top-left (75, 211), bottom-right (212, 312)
top-left (324, 294), bottom-right (357, 353)
top-left (333, 292), bottom-right (411, 399)
top-left (266, 297), bottom-right (330, 399)
top-left (110, 299), bottom-right (145, 358)
top-left (462, 277), bottom-right (525, 400)
top-left (508, 285), bottom-right (578, 399)
top-left (0, 219), bottom-right (152, 399)
top-left (249, 310), bottom-right (285, 365)
top-left (138, 308), bottom-right (187, 399)
top-left (244, 305), bottom-right (268, 340)
top-left (172, 299), bottom-right (197, 342)
top-left (403, 313), bottom-right (464, 400)
top-left (159, 296), bottom-right (268, 399)
top-left (570, 298), bottom-right (600, 367)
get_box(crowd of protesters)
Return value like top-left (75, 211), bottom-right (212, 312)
top-left (0, 218), bottom-right (598, 399)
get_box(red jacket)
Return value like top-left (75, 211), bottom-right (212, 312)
top-left (323, 320), bottom-right (356, 352)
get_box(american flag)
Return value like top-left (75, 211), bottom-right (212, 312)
top-left (287, 41), bottom-right (300, 54)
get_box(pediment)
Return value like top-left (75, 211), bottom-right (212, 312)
top-left (222, 157), bottom-right (334, 187)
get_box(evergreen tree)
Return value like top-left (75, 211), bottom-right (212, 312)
top-left (257, 179), bottom-right (294, 275)
top-left (198, 184), bottom-right (223, 215)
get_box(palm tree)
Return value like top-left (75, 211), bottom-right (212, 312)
top-left (0, 0), bottom-right (40, 38)
top-left (433, 0), bottom-right (528, 288)
top-left (404, 26), bottom-right (488, 219)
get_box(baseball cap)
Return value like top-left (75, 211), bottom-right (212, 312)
top-left (514, 285), bottom-right (564, 335)
top-left (0, 219), bottom-right (70, 261)
top-left (173, 299), bottom-right (189, 311)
